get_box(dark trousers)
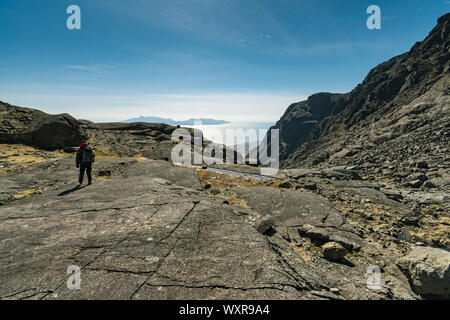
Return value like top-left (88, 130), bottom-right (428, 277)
top-left (79, 163), bottom-right (92, 184)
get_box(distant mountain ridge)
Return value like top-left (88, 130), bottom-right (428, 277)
top-left (124, 116), bottom-right (230, 126)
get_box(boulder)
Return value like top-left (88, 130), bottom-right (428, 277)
top-left (254, 215), bottom-right (275, 235)
top-left (322, 242), bottom-right (348, 260)
top-left (416, 160), bottom-right (429, 169)
top-left (410, 179), bottom-right (424, 188)
top-left (298, 224), bottom-right (362, 251)
top-left (32, 114), bottom-right (86, 149)
top-left (278, 181), bottom-right (293, 189)
top-left (397, 247), bottom-right (450, 299)
top-left (409, 173), bottom-right (428, 182)
top-left (322, 168), bottom-right (362, 181)
top-left (298, 224), bottom-right (330, 242)
top-left (423, 180), bottom-right (437, 188)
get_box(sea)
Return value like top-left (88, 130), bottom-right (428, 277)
top-left (184, 121), bottom-right (275, 147)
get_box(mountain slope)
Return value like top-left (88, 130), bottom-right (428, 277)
top-left (265, 13), bottom-right (449, 174)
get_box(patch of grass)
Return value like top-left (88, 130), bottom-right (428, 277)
top-left (0, 143), bottom-right (148, 174)
top-left (13, 189), bottom-right (41, 200)
top-left (197, 169), bottom-right (286, 190)
top-left (0, 144), bottom-right (66, 173)
top-left (290, 242), bottom-right (314, 262)
top-left (212, 192), bottom-right (250, 208)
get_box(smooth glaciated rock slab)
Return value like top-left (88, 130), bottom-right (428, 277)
top-left (124, 160), bottom-right (203, 191)
top-left (231, 187), bottom-right (344, 228)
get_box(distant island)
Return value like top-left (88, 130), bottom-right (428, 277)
top-left (124, 116), bottom-right (230, 126)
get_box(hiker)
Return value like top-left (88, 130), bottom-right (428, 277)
top-left (76, 141), bottom-right (95, 185)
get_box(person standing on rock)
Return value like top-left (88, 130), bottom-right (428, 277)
top-left (76, 141), bottom-right (95, 185)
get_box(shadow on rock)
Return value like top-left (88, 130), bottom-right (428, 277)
top-left (57, 185), bottom-right (86, 197)
top-left (337, 258), bottom-right (356, 268)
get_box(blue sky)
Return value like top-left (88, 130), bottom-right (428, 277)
top-left (0, 0), bottom-right (448, 122)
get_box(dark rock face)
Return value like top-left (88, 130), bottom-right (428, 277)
top-left (263, 92), bottom-right (348, 161)
top-left (0, 101), bottom-right (87, 149)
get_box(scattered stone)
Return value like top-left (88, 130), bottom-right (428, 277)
top-left (409, 173), bottom-right (428, 182)
top-left (400, 215), bottom-right (420, 226)
top-left (382, 189), bottom-right (404, 201)
top-left (330, 288), bottom-right (340, 294)
top-left (297, 181), bottom-right (318, 191)
top-left (362, 211), bottom-right (374, 220)
top-left (298, 224), bottom-right (330, 243)
top-left (209, 189), bottom-right (220, 195)
top-left (278, 181), bottom-right (293, 189)
top-left (328, 234), bottom-right (360, 251)
top-left (423, 180), bottom-right (437, 188)
top-left (416, 161), bottom-right (429, 169)
top-left (254, 215), bottom-right (275, 235)
top-left (322, 169), bottom-right (362, 181)
top-left (322, 242), bottom-right (348, 260)
top-left (98, 170), bottom-right (112, 177)
top-left (410, 179), bottom-right (424, 188)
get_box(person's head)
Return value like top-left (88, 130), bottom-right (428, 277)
top-left (80, 141), bottom-right (88, 148)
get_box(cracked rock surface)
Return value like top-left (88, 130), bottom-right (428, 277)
top-left (0, 158), bottom-right (418, 300)
top-left (0, 159), bottom-right (320, 300)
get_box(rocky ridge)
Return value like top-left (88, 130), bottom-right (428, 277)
top-left (265, 13), bottom-right (450, 176)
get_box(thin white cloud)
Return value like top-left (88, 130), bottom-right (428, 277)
top-left (281, 41), bottom-right (387, 56)
top-left (0, 92), bottom-right (306, 123)
top-left (95, 0), bottom-right (385, 57)
top-left (64, 64), bottom-right (116, 72)
top-left (382, 16), bottom-right (397, 22)
top-left (65, 65), bottom-right (98, 71)
top-left (96, 0), bottom-right (298, 51)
